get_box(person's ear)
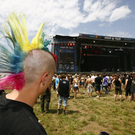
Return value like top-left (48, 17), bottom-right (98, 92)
top-left (41, 73), bottom-right (48, 85)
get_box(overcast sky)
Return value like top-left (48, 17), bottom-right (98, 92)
top-left (0, 0), bottom-right (134, 42)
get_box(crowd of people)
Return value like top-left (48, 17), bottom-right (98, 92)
top-left (39, 72), bottom-right (135, 115)
top-left (1, 72), bottom-right (135, 116)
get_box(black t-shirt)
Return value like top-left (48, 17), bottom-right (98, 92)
top-left (114, 79), bottom-right (121, 87)
top-left (126, 78), bottom-right (132, 89)
top-left (95, 77), bottom-right (102, 86)
top-left (0, 94), bottom-right (47, 135)
top-left (59, 80), bottom-right (69, 98)
top-left (114, 79), bottom-right (121, 90)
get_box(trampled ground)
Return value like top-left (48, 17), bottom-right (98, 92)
top-left (34, 87), bottom-right (135, 135)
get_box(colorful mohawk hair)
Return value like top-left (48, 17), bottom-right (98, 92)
top-left (0, 12), bottom-right (57, 90)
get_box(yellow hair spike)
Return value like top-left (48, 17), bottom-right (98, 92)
top-left (6, 12), bottom-right (46, 52)
top-left (7, 12), bottom-right (30, 52)
top-left (31, 23), bottom-right (45, 49)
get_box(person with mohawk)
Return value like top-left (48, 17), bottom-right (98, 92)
top-left (0, 12), bottom-right (57, 135)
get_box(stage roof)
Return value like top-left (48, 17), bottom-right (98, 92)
top-left (53, 34), bottom-right (135, 49)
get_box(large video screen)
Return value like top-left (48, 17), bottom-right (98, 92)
top-left (60, 53), bottom-right (74, 64)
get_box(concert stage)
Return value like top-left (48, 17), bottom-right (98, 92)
top-left (53, 34), bottom-right (135, 72)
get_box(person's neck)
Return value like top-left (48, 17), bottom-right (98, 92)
top-left (6, 85), bottom-right (39, 107)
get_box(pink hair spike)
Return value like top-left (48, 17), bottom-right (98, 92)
top-left (0, 72), bottom-right (25, 90)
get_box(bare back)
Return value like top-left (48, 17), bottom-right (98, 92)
top-left (86, 78), bottom-right (93, 85)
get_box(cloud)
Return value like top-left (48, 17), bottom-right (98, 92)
top-left (0, 0), bottom-right (132, 37)
top-left (98, 23), bottom-right (105, 27)
top-left (0, 0), bottom-right (84, 36)
top-left (83, 0), bottom-right (117, 22)
top-left (109, 6), bottom-right (132, 22)
top-left (82, 0), bottom-right (131, 23)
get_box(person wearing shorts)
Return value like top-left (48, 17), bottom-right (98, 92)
top-left (95, 74), bottom-right (102, 97)
top-left (86, 76), bottom-right (93, 97)
top-left (112, 75), bottom-right (122, 101)
top-left (125, 75), bottom-right (132, 101)
top-left (57, 74), bottom-right (70, 115)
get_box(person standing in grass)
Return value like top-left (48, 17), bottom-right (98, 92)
top-left (55, 75), bottom-right (60, 97)
top-left (95, 74), bottom-right (102, 97)
top-left (91, 74), bottom-right (96, 90)
top-left (80, 76), bottom-right (85, 88)
top-left (40, 84), bottom-right (51, 114)
top-left (86, 75), bottom-right (93, 97)
top-left (69, 75), bottom-right (74, 93)
top-left (102, 75), bottom-right (110, 95)
top-left (112, 75), bottom-right (122, 101)
top-left (125, 75), bottom-right (132, 101)
top-left (99, 74), bottom-right (103, 93)
top-left (108, 74), bottom-right (112, 91)
top-left (57, 74), bottom-right (70, 115)
top-left (73, 74), bottom-right (79, 99)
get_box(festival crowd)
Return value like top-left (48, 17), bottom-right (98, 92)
top-left (38, 72), bottom-right (135, 115)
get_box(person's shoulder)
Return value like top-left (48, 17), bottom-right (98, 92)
top-left (0, 101), bottom-right (47, 135)
top-left (28, 120), bottom-right (47, 134)
top-left (19, 108), bottom-right (47, 134)
top-left (18, 120), bottom-right (47, 135)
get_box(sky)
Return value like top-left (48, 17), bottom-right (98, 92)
top-left (0, 0), bottom-right (135, 43)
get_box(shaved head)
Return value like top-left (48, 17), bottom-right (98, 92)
top-left (24, 49), bottom-right (55, 85)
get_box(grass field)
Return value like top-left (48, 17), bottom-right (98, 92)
top-left (33, 87), bottom-right (134, 135)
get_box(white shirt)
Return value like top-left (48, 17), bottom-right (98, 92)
top-left (91, 75), bottom-right (96, 83)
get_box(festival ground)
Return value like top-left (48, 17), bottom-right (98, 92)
top-left (30, 86), bottom-right (135, 135)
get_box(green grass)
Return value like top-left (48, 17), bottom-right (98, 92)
top-left (6, 87), bottom-right (135, 135)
